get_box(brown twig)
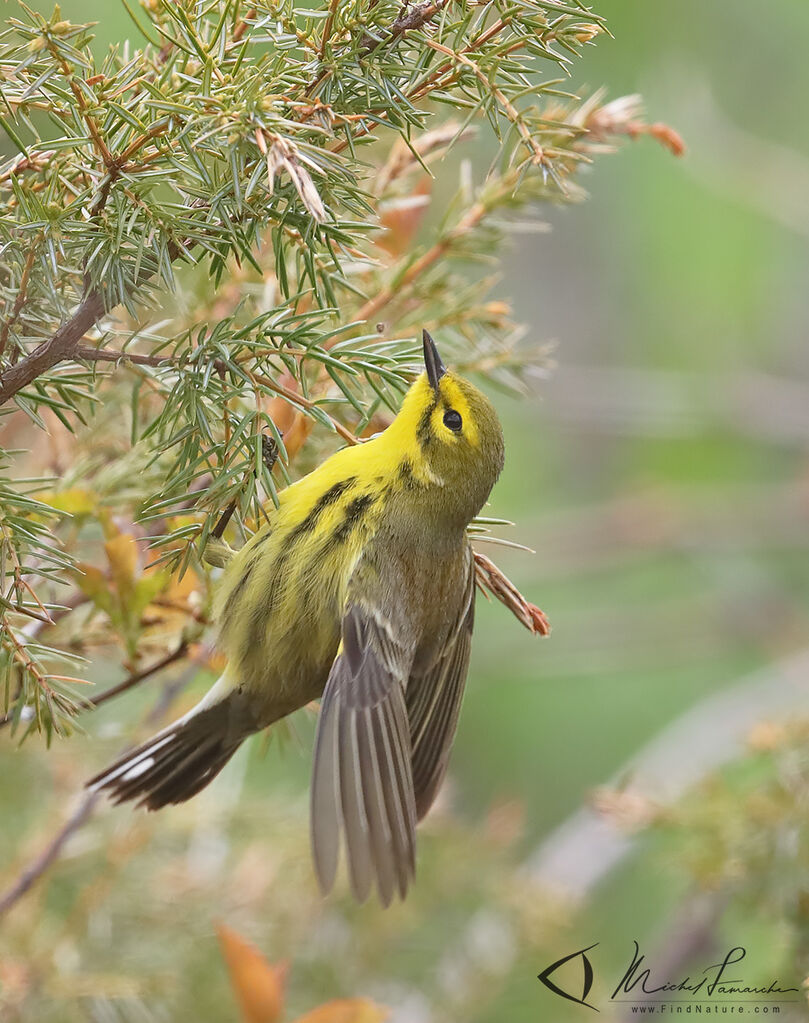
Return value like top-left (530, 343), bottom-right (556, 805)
top-left (319, 0), bottom-right (341, 58)
top-left (0, 149), bottom-right (56, 187)
top-left (0, 0), bottom-right (561, 408)
top-left (0, 648), bottom-right (204, 919)
top-left (328, 14), bottom-right (533, 156)
top-left (0, 290), bottom-right (105, 405)
top-left (117, 118), bottom-right (172, 167)
top-left (0, 790), bottom-right (99, 919)
top-left (306, 0), bottom-right (450, 98)
top-left (354, 200), bottom-right (487, 326)
top-left (424, 38), bottom-right (544, 166)
top-left (85, 639), bottom-right (190, 711)
top-left (232, 7), bottom-right (256, 44)
top-left (0, 633), bottom-right (189, 733)
top-left (0, 246), bottom-right (37, 363)
top-left (408, 18), bottom-right (590, 107)
top-left (359, 0), bottom-right (448, 59)
top-left (73, 345), bottom-right (358, 445)
top-left (74, 345), bottom-right (173, 368)
top-left (0, 225), bottom-right (193, 406)
top-left (45, 42), bottom-right (114, 169)
top-left (0, 593), bottom-right (90, 729)
top-left (0, 0), bottom-right (464, 407)
top-left (0, 611), bottom-right (54, 701)
top-left (248, 369), bottom-right (359, 445)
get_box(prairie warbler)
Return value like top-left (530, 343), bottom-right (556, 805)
top-left (89, 331), bottom-right (505, 905)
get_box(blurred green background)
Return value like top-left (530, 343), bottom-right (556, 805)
top-left (3, 0), bottom-right (809, 1021)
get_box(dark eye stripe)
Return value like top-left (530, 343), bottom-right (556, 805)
top-left (417, 399), bottom-right (438, 450)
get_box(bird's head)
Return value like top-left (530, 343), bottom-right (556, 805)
top-left (386, 331), bottom-right (505, 525)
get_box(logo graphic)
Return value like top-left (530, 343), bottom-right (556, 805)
top-left (537, 942), bottom-right (599, 1011)
top-left (538, 941), bottom-right (800, 1013)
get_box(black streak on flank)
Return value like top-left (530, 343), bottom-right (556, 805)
top-left (286, 477), bottom-right (356, 543)
top-left (416, 400), bottom-right (437, 451)
top-left (328, 494), bottom-right (376, 548)
top-left (246, 477), bottom-right (357, 648)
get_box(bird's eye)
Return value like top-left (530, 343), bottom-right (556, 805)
top-left (443, 409), bottom-right (463, 432)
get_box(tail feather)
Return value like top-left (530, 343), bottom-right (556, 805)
top-left (87, 701), bottom-right (242, 810)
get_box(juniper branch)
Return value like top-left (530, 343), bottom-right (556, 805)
top-left (0, 291), bottom-right (105, 404)
top-left (0, 0), bottom-right (680, 737)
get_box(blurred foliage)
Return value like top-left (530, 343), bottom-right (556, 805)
top-left (665, 720), bottom-right (809, 938)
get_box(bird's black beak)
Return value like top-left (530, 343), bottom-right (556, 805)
top-left (423, 329), bottom-right (446, 392)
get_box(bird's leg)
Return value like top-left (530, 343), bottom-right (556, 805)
top-left (202, 537), bottom-right (235, 568)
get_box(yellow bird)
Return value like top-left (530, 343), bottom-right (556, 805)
top-left (89, 331), bottom-right (505, 905)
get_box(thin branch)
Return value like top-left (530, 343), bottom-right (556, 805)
top-left (232, 7), bottom-right (256, 44)
top-left (1, 611), bottom-right (55, 702)
top-left (0, 594), bottom-right (89, 730)
top-left (354, 201), bottom-right (487, 326)
top-left (0, 290), bottom-right (105, 405)
top-left (45, 42), bottom-right (114, 169)
top-left (0, 790), bottom-right (98, 920)
top-left (0, 149), bottom-right (55, 186)
top-left (74, 345), bottom-right (172, 368)
top-left (248, 369), bottom-right (360, 445)
top-left (319, 0), bottom-right (340, 58)
top-left (73, 346), bottom-right (359, 444)
top-left (0, 225), bottom-right (191, 406)
top-left (0, 244), bottom-right (38, 362)
top-left (85, 639), bottom-right (190, 711)
top-left (424, 38), bottom-right (545, 166)
top-left (358, 0), bottom-right (448, 59)
top-left (0, 2), bottom-right (580, 408)
top-left (306, 0), bottom-right (450, 97)
top-left (0, 635), bottom-right (189, 732)
top-left (328, 13), bottom-right (539, 156)
top-left (0, 651), bottom-right (203, 919)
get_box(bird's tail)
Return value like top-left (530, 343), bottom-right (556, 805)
top-left (87, 687), bottom-right (246, 810)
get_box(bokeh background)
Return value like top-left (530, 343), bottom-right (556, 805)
top-left (3, 0), bottom-right (809, 1020)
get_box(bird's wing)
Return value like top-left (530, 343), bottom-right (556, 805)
top-left (406, 554), bottom-right (476, 820)
top-left (310, 599), bottom-right (417, 906)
